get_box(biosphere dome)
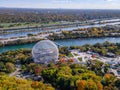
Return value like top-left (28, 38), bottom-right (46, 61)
top-left (32, 40), bottom-right (59, 64)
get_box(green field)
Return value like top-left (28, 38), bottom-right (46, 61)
top-left (0, 21), bottom-right (64, 29)
top-left (67, 53), bottom-right (74, 57)
top-left (78, 57), bottom-right (82, 61)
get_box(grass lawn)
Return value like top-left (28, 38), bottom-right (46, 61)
top-left (78, 57), bottom-right (82, 62)
top-left (67, 53), bottom-right (74, 57)
top-left (0, 21), bottom-right (64, 29)
top-left (74, 53), bottom-right (78, 56)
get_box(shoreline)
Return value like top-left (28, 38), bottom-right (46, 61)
top-left (50, 35), bottom-right (120, 40)
top-left (0, 36), bottom-right (120, 47)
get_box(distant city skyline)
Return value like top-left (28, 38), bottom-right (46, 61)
top-left (0, 0), bottom-right (120, 9)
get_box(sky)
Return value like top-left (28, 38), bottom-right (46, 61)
top-left (0, 0), bottom-right (120, 9)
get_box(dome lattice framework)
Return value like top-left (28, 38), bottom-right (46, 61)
top-left (32, 40), bottom-right (59, 64)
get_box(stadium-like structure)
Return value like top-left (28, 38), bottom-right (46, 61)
top-left (32, 40), bottom-right (59, 64)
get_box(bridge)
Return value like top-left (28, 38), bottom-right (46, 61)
top-left (54, 42), bottom-right (64, 48)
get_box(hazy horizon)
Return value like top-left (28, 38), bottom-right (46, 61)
top-left (0, 0), bottom-right (120, 9)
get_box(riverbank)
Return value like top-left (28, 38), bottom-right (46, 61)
top-left (0, 35), bottom-right (120, 47)
top-left (0, 36), bottom-right (44, 47)
top-left (0, 37), bottom-right (120, 53)
top-left (1, 18), bottom-right (120, 38)
top-left (49, 25), bottom-right (120, 40)
top-left (0, 24), bottom-right (120, 48)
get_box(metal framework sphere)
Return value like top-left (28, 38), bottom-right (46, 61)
top-left (32, 40), bottom-right (59, 64)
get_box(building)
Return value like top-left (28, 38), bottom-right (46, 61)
top-left (32, 40), bottom-right (59, 64)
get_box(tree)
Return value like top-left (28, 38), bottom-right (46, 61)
top-left (0, 76), bottom-right (55, 90)
top-left (96, 81), bottom-right (103, 90)
top-left (0, 62), bottom-right (5, 70)
top-left (76, 80), bottom-right (87, 90)
top-left (115, 79), bottom-right (120, 90)
top-left (101, 74), bottom-right (116, 90)
top-left (86, 81), bottom-right (98, 90)
top-left (34, 65), bottom-right (43, 75)
top-left (31, 81), bottom-right (39, 89)
top-left (5, 62), bottom-right (15, 73)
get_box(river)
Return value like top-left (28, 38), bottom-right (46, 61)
top-left (0, 37), bottom-right (120, 53)
top-left (0, 18), bottom-right (120, 38)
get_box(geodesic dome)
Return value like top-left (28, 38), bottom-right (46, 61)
top-left (32, 40), bottom-right (59, 64)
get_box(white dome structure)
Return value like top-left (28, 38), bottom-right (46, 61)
top-left (32, 40), bottom-right (59, 64)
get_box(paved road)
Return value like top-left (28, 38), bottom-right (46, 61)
top-left (9, 64), bottom-right (21, 77)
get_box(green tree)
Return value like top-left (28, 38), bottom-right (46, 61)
top-left (5, 62), bottom-right (15, 73)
